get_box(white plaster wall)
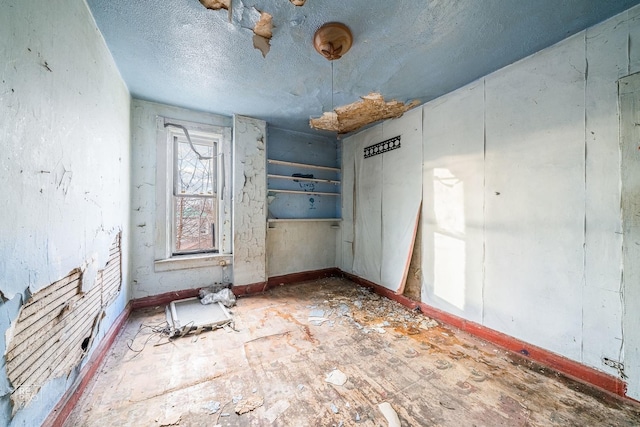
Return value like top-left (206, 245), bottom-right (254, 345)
top-left (483, 32), bottom-right (586, 361)
top-left (422, 80), bottom-right (485, 322)
top-left (267, 222), bottom-right (338, 277)
top-left (417, 6), bottom-right (640, 382)
top-left (233, 116), bottom-right (267, 286)
top-left (0, 0), bottom-right (131, 424)
top-left (130, 100), bottom-right (232, 298)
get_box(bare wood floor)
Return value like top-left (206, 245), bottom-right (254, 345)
top-left (66, 278), bottom-right (640, 426)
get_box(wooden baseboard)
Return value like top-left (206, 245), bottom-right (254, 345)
top-left (340, 270), bottom-right (630, 400)
top-left (267, 268), bottom-right (341, 287)
top-left (233, 268), bottom-right (342, 296)
top-left (43, 302), bottom-right (132, 427)
top-left (232, 281), bottom-right (269, 296)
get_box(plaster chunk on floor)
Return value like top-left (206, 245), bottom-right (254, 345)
top-left (199, 0), bottom-right (230, 10)
top-left (309, 92), bottom-right (419, 134)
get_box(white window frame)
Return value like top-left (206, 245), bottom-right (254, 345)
top-left (154, 117), bottom-right (232, 272)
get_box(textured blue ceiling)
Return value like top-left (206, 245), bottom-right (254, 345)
top-left (87, 0), bottom-right (640, 135)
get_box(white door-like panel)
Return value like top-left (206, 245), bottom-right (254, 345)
top-left (380, 108), bottom-right (423, 291)
top-left (620, 72), bottom-right (640, 400)
top-left (352, 126), bottom-right (384, 284)
top-left (483, 35), bottom-right (586, 361)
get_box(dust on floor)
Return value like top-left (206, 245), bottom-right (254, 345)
top-left (65, 278), bottom-right (640, 426)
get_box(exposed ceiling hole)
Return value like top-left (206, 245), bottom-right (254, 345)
top-left (309, 92), bottom-right (419, 134)
top-left (253, 11), bottom-right (273, 57)
top-left (198, 0), bottom-right (230, 11)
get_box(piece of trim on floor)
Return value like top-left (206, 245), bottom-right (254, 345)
top-left (43, 302), bottom-right (132, 427)
top-left (340, 270), bottom-right (631, 401)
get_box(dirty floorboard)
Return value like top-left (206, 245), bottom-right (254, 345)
top-left (66, 278), bottom-right (640, 426)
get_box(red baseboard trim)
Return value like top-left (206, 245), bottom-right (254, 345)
top-left (131, 288), bottom-right (201, 309)
top-left (43, 302), bottom-right (132, 427)
top-left (268, 268), bottom-right (341, 287)
top-left (233, 268), bottom-right (342, 296)
top-left (341, 271), bottom-right (629, 399)
top-left (232, 281), bottom-right (269, 296)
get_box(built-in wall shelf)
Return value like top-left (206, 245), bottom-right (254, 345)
top-left (266, 129), bottom-right (341, 221)
top-left (267, 159), bottom-right (340, 172)
top-left (268, 189), bottom-right (340, 196)
top-left (267, 218), bottom-right (342, 223)
top-left (267, 174), bottom-right (340, 185)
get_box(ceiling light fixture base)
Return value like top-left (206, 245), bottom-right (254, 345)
top-left (313, 22), bottom-right (353, 61)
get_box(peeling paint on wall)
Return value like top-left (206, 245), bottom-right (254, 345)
top-left (289, 0), bottom-right (306, 6)
top-left (310, 93), bottom-right (419, 134)
top-left (232, 116), bottom-right (267, 286)
top-left (5, 233), bottom-right (122, 414)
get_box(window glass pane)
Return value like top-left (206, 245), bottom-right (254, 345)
top-left (176, 139), bottom-right (216, 196)
top-left (173, 196), bottom-right (217, 253)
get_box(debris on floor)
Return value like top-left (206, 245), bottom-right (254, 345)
top-left (199, 286), bottom-right (236, 307)
top-left (235, 395), bottom-right (264, 414)
top-left (308, 308), bottom-right (330, 325)
top-left (203, 401), bottom-right (221, 414)
top-left (378, 402), bottom-right (401, 427)
top-left (263, 400), bottom-right (290, 424)
top-left (325, 368), bottom-right (348, 386)
top-left (166, 297), bottom-right (233, 337)
top-left (65, 278), bottom-right (640, 427)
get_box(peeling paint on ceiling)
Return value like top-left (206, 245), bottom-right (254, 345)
top-left (253, 10), bottom-right (273, 57)
top-left (310, 93), bottom-right (419, 134)
top-left (86, 0), bottom-right (640, 135)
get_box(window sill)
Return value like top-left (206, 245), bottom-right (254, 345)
top-left (154, 253), bottom-right (232, 273)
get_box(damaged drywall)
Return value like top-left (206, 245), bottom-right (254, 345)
top-left (289, 0), bottom-right (306, 6)
top-left (5, 233), bottom-right (122, 413)
top-left (310, 93), bottom-right (420, 134)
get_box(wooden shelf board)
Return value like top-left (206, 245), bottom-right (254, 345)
top-left (267, 174), bottom-right (340, 185)
top-left (267, 218), bottom-right (342, 223)
top-left (268, 189), bottom-right (340, 196)
top-left (267, 159), bottom-right (340, 172)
